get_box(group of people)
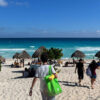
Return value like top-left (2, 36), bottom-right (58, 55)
top-left (11, 59), bottom-right (25, 68)
top-left (75, 59), bottom-right (100, 89)
top-left (23, 61), bottom-right (41, 77)
top-left (28, 52), bottom-right (100, 100)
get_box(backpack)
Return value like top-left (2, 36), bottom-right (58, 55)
top-left (86, 66), bottom-right (92, 77)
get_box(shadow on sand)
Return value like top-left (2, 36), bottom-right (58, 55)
top-left (12, 71), bottom-right (34, 79)
top-left (11, 76), bottom-right (33, 79)
top-left (12, 70), bottom-right (24, 73)
top-left (59, 81), bottom-right (89, 89)
top-left (4, 65), bottom-right (11, 67)
top-left (11, 70), bottom-right (25, 79)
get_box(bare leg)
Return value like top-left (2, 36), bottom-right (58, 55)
top-left (91, 78), bottom-right (95, 89)
top-left (79, 79), bottom-right (81, 85)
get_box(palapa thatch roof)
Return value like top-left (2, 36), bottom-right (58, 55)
top-left (13, 53), bottom-right (20, 59)
top-left (32, 46), bottom-right (47, 58)
top-left (0, 56), bottom-right (5, 62)
top-left (19, 51), bottom-right (31, 59)
top-left (71, 50), bottom-right (85, 58)
top-left (95, 51), bottom-right (100, 58)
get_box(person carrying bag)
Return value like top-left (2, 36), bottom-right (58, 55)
top-left (44, 65), bottom-right (62, 96)
top-left (29, 52), bottom-right (61, 100)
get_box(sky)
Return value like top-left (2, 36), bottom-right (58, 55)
top-left (0, 0), bottom-right (100, 38)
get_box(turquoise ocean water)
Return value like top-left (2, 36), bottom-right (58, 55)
top-left (0, 38), bottom-right (100, 59)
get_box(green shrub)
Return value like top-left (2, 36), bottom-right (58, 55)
top-left (47, 48), bottom-right (63, 60)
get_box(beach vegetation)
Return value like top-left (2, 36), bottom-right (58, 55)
top-left (47, 48), bottom-right (63, 60)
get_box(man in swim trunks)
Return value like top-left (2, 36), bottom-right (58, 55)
top-left (75, 59), bottom-right (85, 85)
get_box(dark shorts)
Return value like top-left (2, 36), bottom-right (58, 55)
top-left (78, 71), bottom-right (84, 79)
top-left (91, 75), bottom-right (97, 79)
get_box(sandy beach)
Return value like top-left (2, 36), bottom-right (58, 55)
top-left (0, 59), bottom-right (100, 100)
top-left (1, 0), bottom-right (100, 99)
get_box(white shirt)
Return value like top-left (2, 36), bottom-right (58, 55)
top-left (35, 65), bottom-right (56, 91)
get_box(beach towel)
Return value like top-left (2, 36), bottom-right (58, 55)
top-left (44, 65), bottom-right (62, 96)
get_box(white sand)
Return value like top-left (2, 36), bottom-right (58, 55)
top-left (0, 59), bottom-right (100, 100)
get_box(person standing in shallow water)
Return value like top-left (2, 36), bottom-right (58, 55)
top-left (75, 59), bottom-right (85, 85)
top-left (29, 52), bottom-right (57, 100)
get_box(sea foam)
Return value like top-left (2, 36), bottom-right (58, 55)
top-left (30, 46), bottom-right (35, 48)
top-left (0, 48), bottom-right (25, 51)
top-left (85, 53), bottom-right (95, 56)
top-left (77, 47), bottom-right (100, 51)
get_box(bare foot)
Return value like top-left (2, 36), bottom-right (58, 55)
top-left (91, 85), bottom-right (94, 89)
top-left (79, 83), bottom-right (81, 86)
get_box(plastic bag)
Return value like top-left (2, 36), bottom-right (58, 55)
top-left (44, 65), bottom-right (62, 96)
top-left (86, 66), bottom-right (92, 77)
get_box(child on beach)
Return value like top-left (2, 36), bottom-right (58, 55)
top-left (89, 60), bottom-right (100, 89)
top-left (75, 59), bottom-right (85, 85)
top-left (29, 52), bottom-right (57, 100)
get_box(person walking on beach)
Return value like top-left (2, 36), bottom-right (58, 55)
top-left (29, 52), bottom-right (57, 100)
top-left (89, 60), bottom-right (100, 89)
top-left (75, 59), bottom-right (85, 85)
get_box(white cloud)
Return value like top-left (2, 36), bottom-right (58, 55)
top-left (0, 0), bottom-right (8, 6)
top-left (16, 2), bottom-right (29, 6)
top-left (96, 30), bottom-right (100, 35)
top-left (96, 30), bottom-right (100, 33)
top-left (0, 0), bottom-right (29, 7)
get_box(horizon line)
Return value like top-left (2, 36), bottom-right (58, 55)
top-left (0, 37), bottom-right (100, 39)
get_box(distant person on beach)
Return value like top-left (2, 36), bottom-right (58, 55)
top-left (75, 59), bottom-right (85, 85)
top-left (89, 60), bottom-right (100, 89)
top-left (97, 60), bottom-right (100, 66)
top-left (29, 52), bottom-right (57, 100)
top-left (36, 59), bottom-right (42, 65)
top-left (14, 60), bottom-right (17, 65)
top-left (22, 59), bottom-right (24, 67)
top-left (31, 60), bottom-right (34, 65)
top-left (11, 64), bottom-right (14, 68)
top-left (14, 60), bottom-right (17, 67)
top-left (20, 59), bottom-right (23, 67)
top-left (20, 59), bottom-right (24, 67)
top-left (72, 58), bottom-right (77, 67)
top-left (0, 60), bottom-right (2, 71)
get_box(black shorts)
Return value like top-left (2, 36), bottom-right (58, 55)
top-left (78, 71), bottom-right (84, 79)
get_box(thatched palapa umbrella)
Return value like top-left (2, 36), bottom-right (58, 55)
top-left (13, 53), bottom-right (20, 59)
top-left (19, 51), bottom-right (31, 67)
top-left (71, 50), bottom-right (85, 58)
top-left (19, 51), bottom-right (31, 59)
top-left (13, 53), bottom-right (20, 62)
top-left (95, 51), bottom-right (100, 59)
top-left (32, 46), bottom-right (47, 58)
